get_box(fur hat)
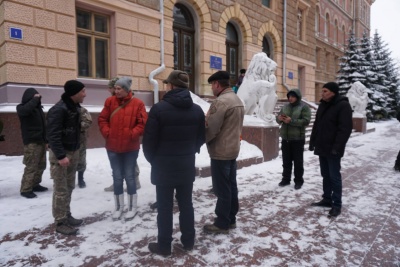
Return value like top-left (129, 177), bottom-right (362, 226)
top-left (64, 80), bottom-right (85, 97)
top-left (108, 77), bottom-right (119, 88)
top-left (114, 77), bottom-right (132, 92)
top-left (208, 71), bottom-right (230, 83)
top-left (163, 70), bottom-right (189, 88)
top-left (323, 82), bottom-right (339, 94)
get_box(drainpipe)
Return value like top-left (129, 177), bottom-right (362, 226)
top-left (282, 0), bottom-right (290, 91)
top-left (148, 0), bottom-right (165, 104)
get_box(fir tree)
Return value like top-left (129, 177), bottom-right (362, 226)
top-left (337, 32), bottom-right (366, 96)
top-left (370, 31), bottom-right (392, 120)
top-left (359, 31), bottom-right (376, 120)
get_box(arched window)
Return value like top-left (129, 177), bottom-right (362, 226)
top-left (334, 19), bottom-right (338, 44)
top-left (342, 25), bottom-right (346, 45)
top-left (173, 4), bottom-right (195, 92)
top-left (325, 13), bottom-right (330, 40)
top-left (315, 6), bottom-right (320, 35)
top-left (226, 22), bottom-right (239, 87)
top-left (349, 0), bottom-right (353, 15)
top-left (262, 35), bottom-right (274, 60)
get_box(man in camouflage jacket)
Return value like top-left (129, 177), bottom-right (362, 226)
top-left (76, 107), bottom-right (92, 188)
top-left (17, 87), bottom-right (48, 198)
top-left (47, 80), bottom-right (86, 235)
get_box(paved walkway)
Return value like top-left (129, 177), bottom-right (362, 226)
top-left (1, 121), bottom-right (400, 266)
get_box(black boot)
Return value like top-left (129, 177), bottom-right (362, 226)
top-left (78, 171), bottom-right (86, 188)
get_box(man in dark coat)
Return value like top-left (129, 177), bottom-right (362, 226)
top-left (309, 82), bottom-right (353, 217)
top-left (394, 112), bottom-right (400, 171)
top-left (16, 88), bottom-right (48, 198)
top-left (47, 80), bottom-right (86, 235)
top-left (143, 70), bottom-right (205, 256)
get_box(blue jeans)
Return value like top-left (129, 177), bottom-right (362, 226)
top-left (319, 155), bottom-right (342, 208)
top-left (107, 150), bottom-right (138, 195)
top-left (211, 159), bottom-right (239, 230)
top-left (156, 183), bottom-right (195, 250)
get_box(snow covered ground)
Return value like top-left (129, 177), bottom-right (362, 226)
top-left (1, 120), bottom-right (400, 266)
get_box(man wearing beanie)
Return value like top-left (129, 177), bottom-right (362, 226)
top-left (47, 79), bottom-right (86, 235)
top-left (276, 88), bottom-right (311, 190)
top-left (203, 70), bottom-right (244, 234)
top-left (143, 70), bottom-right (205, 256)
top-left (99, 76), bottom-right (147, 222)
top-left (309, 81), bottom-right (352, 217)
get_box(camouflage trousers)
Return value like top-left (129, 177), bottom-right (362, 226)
top-left (49, 149), bottom-right (79, 223)
top-left (21, 143), bottom-right (46, 192)
top-left (76, 137), bottom-right (87, 172)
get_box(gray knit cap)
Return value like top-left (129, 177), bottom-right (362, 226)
top-left (114, 77), bottom-right (132, 92)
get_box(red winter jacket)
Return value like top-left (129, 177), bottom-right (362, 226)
top-left (98, 92), bottom-right (147, 153)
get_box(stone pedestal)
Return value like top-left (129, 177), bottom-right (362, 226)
top-left (0, 112), bottom-right (106, 156)
top-left (241, 125), bottom-right (279, 161)
top-left (352, 117), bottom-right (367, 133)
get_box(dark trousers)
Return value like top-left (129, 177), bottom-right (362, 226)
top-left (211, 159), bottom-right (239, 230)
top-left (281, 139), bottom-right (305, 185)
top-left (156, 183), bottom-right (195, 250)
top-left (395, 150), bottom-right (400, 166)
top-left (319, 155), bottom-right (342, 208)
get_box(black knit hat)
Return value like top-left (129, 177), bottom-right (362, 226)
top-left (287, 91), bottom-right (298, 99)
top-left (163, 70), bottom-right (189, 88)
top-left (64, 80), bottom-right (85, 97)
top-left (323, 82), bottom-right (339, 94)
top-left (208, 71), bottom-right (230, 83)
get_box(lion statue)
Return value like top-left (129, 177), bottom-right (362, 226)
top-left (346, 81), bottom-right (368, 117)
top-left (237, 52), bottom-right (278, 125)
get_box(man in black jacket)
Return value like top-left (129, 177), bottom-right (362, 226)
top-left (17, 88), bottom-right (48, 199)
top-left (309, 82), bottom-right (353, 217)
top-left (47, 80), bottom-right (86, 235)
top-left (394, 112), bottom-right (400, 171)
top-left (143, 70), bottom-right (205, 256)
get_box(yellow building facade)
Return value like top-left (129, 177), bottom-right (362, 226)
top-left (0, 0), bottom-right (372, 106)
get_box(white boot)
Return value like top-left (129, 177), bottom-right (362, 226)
top-left (125, 194), bottom-right (138, 221)
top-left (112, 194), bottom-right (124, 221)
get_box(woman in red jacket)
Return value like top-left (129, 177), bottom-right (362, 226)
top-left (98, 77), bottom-right (147, 221)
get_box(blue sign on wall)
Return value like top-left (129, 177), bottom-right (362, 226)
top-left (10, 27), bottom-right (23, 40)
top-left (210, 56), bottom-right (222, 70)
top-left (288, 71), bottom-right (294, 79)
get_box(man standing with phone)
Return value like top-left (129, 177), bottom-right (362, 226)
top-left (276, 88), bottom-right (311, 190)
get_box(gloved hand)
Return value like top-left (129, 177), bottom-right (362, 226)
top-left (309, 144), bottom-right (314, 151)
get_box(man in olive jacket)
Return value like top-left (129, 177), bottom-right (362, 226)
top-left (203, 71), bottom-right (245, 234)
top-left (276, 88), bottom-right (311, 190)
top-left (309, 82), bottom-right (352, 217)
